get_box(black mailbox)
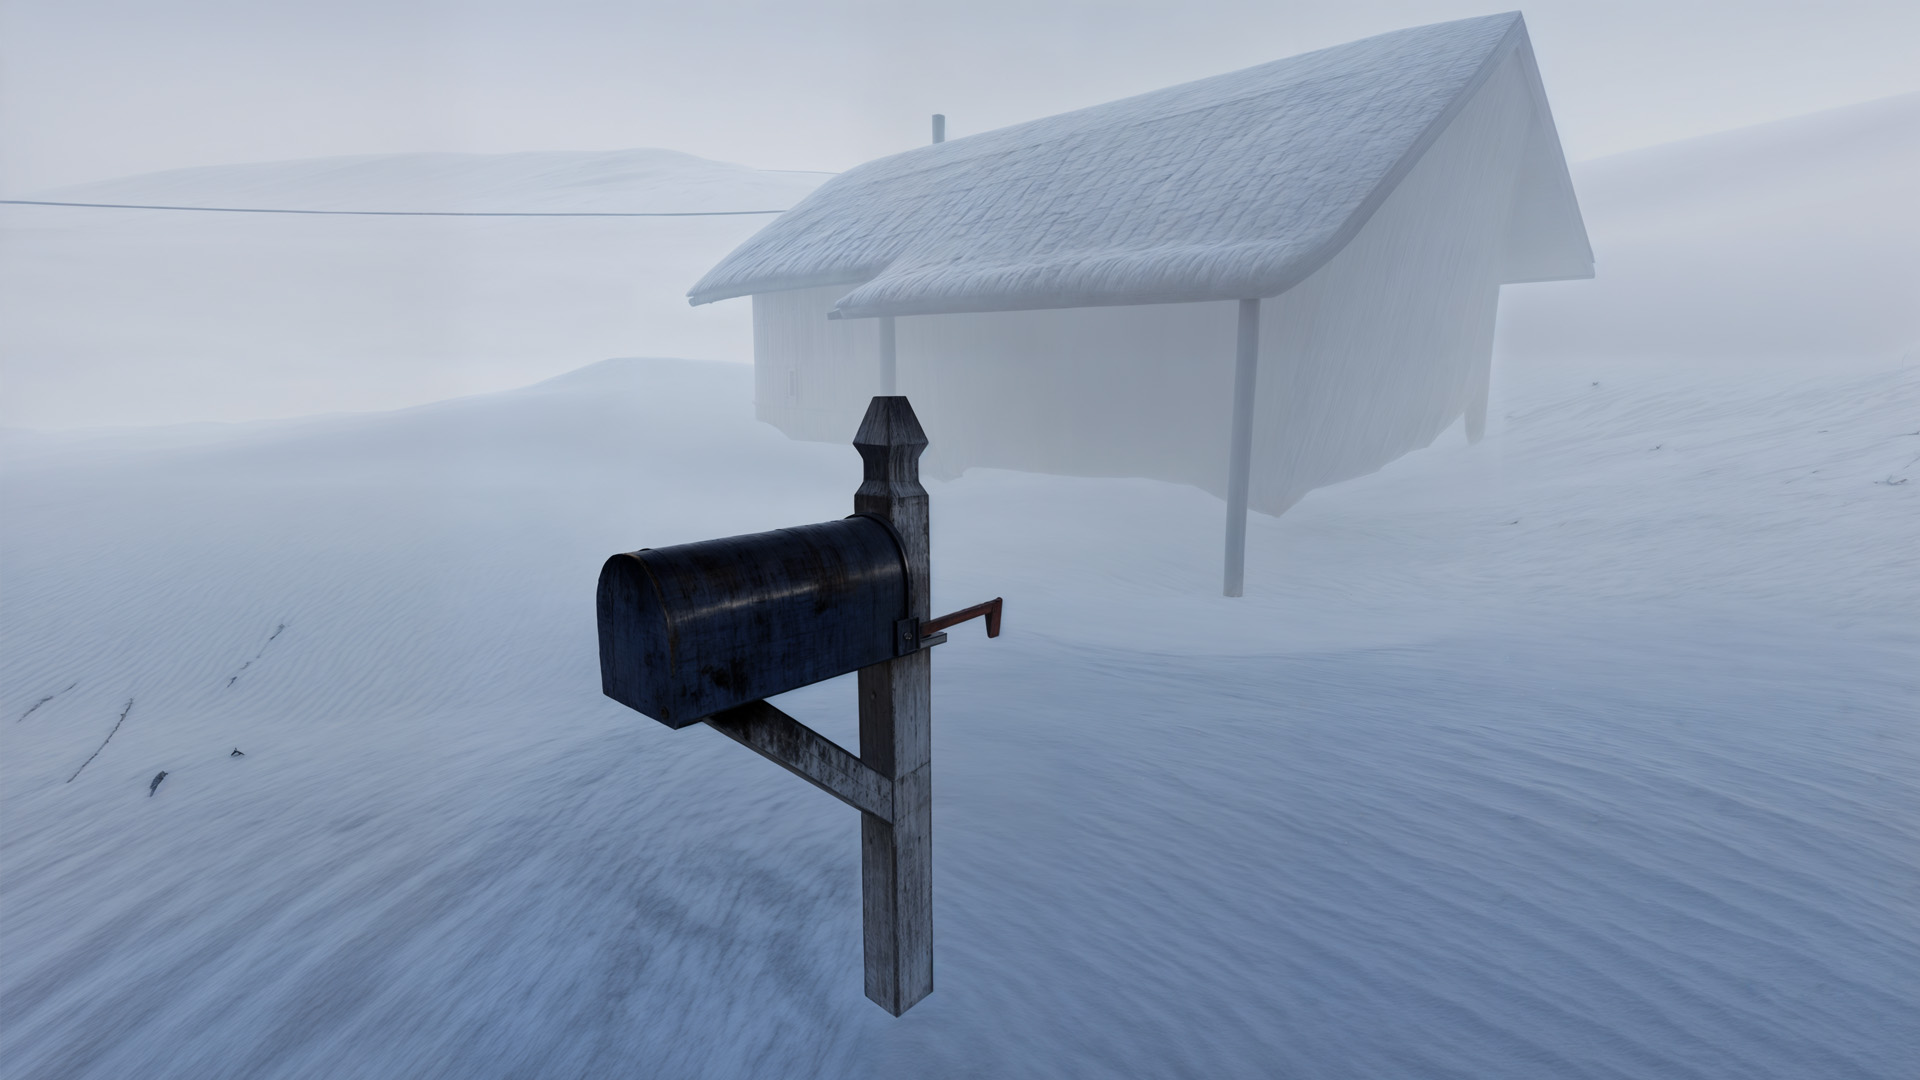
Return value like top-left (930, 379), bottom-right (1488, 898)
top-left (597, 515), bottom-right (910, 728)
top-left (592, 396), bottom-right (1000, 1017)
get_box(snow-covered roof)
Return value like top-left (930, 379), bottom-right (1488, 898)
top-left (689, 12), bottom-right (1590, 318)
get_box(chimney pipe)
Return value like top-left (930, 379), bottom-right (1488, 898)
top-left (932, 114), bottom-right (946, 144)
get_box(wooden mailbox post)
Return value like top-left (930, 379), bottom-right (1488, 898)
top-left (596, 396), bottom-right (999, 1015)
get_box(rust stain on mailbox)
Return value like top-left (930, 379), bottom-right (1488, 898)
top-left (597, 516), bottom-right (908, 728)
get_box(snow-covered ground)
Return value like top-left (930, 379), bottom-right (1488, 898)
top-left (3, 99), bottom-right (1917, 1078)
top-left (3, 351), bottom-right (1914, 1078)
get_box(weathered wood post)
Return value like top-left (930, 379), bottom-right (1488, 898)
top-left (853, 395), bottom-right (934, 1014)
top-left (1223, 297), bottom-right (1261, 597)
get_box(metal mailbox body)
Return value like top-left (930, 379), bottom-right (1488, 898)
top-left (597, 516), bottom-right (908, 728)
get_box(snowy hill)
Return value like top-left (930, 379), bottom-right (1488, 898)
top-left (40, 149), bottom-right (826, 215)
top-left (1499, 93), bottom-right (1919, 365)
top-left (0, 151), bottom-right (827, 428)
top-left (4, 353), bottom-right (1915, 1078)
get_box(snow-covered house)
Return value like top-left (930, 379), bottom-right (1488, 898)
top-left (689, 12), bottom-right (1591, 594)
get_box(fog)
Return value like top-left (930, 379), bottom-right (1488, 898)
top-left (3, 4), bottom-right (1917, 1079)
top-left (5, 1), bottom-right (1918, 193)
top-left (3, 92), bottom-right (1909, 431)
top-left (3, 1), bottom-right (1915, 431)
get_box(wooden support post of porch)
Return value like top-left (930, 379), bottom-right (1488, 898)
top-left (852, 396), bottom-right (933, 1015)
top-left (878, 316), bottom-right (898, 395)
top-left (1223, 298), bottom-right (1261, 597)
top-left (1464, 355), bottom-right (1491, 444)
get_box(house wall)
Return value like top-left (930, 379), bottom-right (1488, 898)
top-left (751, 286), bottom-right (882, 442)
top-left (1248, 47), bottom-right (1534, 509)
top-left (752, 50), bottom-right (1538, 514)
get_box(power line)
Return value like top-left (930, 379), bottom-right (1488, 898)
top-left (0, 198), bottom-right (789, 218)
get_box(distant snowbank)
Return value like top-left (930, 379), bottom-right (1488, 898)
top-left (31, 148), bottom-right (829, 215)
top-left (1499, 93), bottom-right (1919, 365)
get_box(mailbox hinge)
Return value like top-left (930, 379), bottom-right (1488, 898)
top-left (894, 617), bottom-right (925, 656)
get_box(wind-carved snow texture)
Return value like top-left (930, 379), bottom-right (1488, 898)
top-left (2, 353), bottom-right (1915, 1079)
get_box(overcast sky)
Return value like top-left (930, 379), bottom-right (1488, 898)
top-left (3, 0), bottom-right (1916, 193)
